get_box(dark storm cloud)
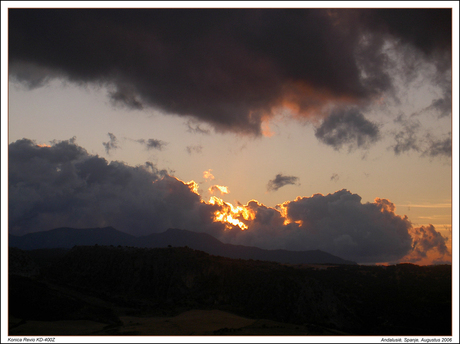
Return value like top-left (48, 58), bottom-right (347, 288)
top-left (315, 108), bottom-right (380, 151)
top-left (8, 9), bottom-right (451, 136)
top-left (8, 138), bottom-right (217, 236)
top-left (109, 85), bottom-right (144, 110)
top-left (102, 132), bottom-right (119, 154)
top-left (277, 191), bottom-right (415, 263)
top-left (359, 9), bottom-right (452, 72)
top-left (218, 189), bottom-right (446, 263)
top-left (9, 138), bottom-right (449, 263)
top-left (267, 174), bottom-right (300, 192)
top-left (136, 138), bottom-right (167, 151)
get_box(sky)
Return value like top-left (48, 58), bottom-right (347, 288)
top-left (3, 4), bottom-right (458, 268)
top-left (1, 3), bottom-right (459, 344)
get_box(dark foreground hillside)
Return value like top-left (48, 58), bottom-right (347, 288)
top-left (9, 246), bottom-right (451, 336)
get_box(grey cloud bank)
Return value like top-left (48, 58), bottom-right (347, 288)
top-left (8, 138), bottom-right (450, 264)
top-left (9, 8), bottom-right (451, 142)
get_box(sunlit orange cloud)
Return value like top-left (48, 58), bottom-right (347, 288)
top-left (36, 143), bottom-right (51, 147)
top-left (186, 180), bottom-right (200, 195)
top-left (209, 196), bottom-right (248, 230)
top-left (208, 196), bottom-right (257, 231)
top-left (209, 185), bottom-right (229, 195)
top-left (171, 174), bottom-right (256, 231)
top-left (261, 115), bottom-right (275, 137)
top-left (276, 81), bottom-right (359, 121)
top-left (159, 174), bottom-right (452, 266)
top-left (203, 169), bottom-right (214, 181)
top-left (374, 198), bottom-right (396, 213)
top-left (388, 224), bottom-right (451, 266)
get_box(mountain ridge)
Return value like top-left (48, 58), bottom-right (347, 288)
top-left (9, 227), bottom-right (357, 265)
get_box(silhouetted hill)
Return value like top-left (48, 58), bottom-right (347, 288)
top-left (9, 246), bottom-right (452, 335)
top-left (9, 227), bottom-right (137, 250)
top-left (9, 227), bottom-right (356, 265)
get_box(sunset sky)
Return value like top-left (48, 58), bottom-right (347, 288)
top-left (3, 5), bottom-right (458, 268)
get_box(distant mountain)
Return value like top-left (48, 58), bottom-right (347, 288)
top-left (9, 227), bottom-right (138, 250)
top-left (9, 227), bottom-right (357, 265)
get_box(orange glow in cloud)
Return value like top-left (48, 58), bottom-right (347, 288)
top-left (208, 196), bottom-right (256, 230)
top-left (36, 143), bottom-right (51, 148)
top-left (276, 81), bottom-right (359, 121)
top-left (203, 169), bottom-right (214, 181)
top-left (167, 174), bottom-right (450, 266)
top-left (261, 116), bottom-right (275, 137)
top-left (374, 198), bottom-right (396, 213)
top-left (209, 185), bottom-right (229, 195)
top-left (186, 180), bottom-right (200, 195)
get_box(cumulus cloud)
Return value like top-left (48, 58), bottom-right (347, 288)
top-left (8, 9), bottom-right (451, 137)
top-left (315, 108), bottom-right (380, 151)
top-left (277, 191), bottom-right (414, 263)
top-left (267, 174), bottom-right (300, 192)
top-left (411, 225), bottom-right (449, 257)
top-left (102, 132), bottom-right (119, 155)
top-left (8, 138), bottom-right (451, 263)
top-left (8, 138), bottom-right (216, 236)
top-left (401, 225), bottom-right (450, 263)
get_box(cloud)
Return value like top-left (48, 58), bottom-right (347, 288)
top-left (277, 191), bottom-right (414, 263)
top-left (401, 225), bottom-right (450, 263)
top-left (136, 138), bottom-right (167, 151)
top-left (186, 121), bottom-right (211, 135)
top-left (391, 115), bottom-right (451, 158)
top-left (186, 145), bottom-right (203, 155)
top-left (203, 169), bottom-right (214, 181)
top-left (411, 225), bottom-right (449, 257)
top-left (8, 138), bottom-right (451, 264)
top-left (422, 132), bottom-right (452, 158)
top-left (427, 96), bottom-right (451, 118)
top-left (102, 132), bottom-right (119, 155)
top-left (315, 108), bottom-right (380, 151)
top-left (8, 138), bottom-right (215, 237)
top-left (267, 174), bottom-right (300, 192)
top-left (109, 84), bottom-right (144, 110)
top-left (9, 9), bottom-right (451, 136)
top-left (209, 185), bottom-right (229, 195)
top-left (392, 114), bottom-right (421, 155)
